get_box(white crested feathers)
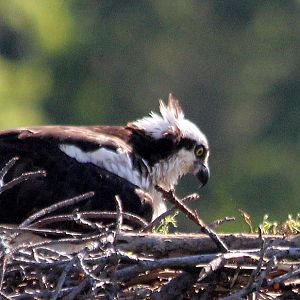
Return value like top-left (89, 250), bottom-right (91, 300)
top-left (131, 95), bottom-right (208, 148)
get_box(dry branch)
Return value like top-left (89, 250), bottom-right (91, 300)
top-left (19, 192), bottom-right (95, 228)
top-left (142, 192), bottom-right (199, 232)
top-left (115, 232), bottom-right (300, 255)
top-left (156, 186), bottom-right (229, 252)
top-left (0, 157), bottom-right (46, 195)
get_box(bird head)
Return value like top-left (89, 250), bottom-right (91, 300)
top-left (127, 94), bottom-right (210, 191)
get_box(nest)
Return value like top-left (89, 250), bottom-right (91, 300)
top-left (0, 158), bottom-right (300, 299)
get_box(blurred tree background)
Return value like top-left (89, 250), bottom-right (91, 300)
top-left (0, 0), bottom-right (299, 231)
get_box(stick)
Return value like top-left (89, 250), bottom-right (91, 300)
top-left (115, 232), bottom-right (300, 257)
top-left (50, 258), bottom-right (75, 300)
top-left (142, 193), bottom-right (199, 232)
top-left (27, 211), bottom-right (148, 229)
top-left (19, 192), bottom-right (95, 227)
top-left (151, 272), bottom-right (199, 300)
top-left (0, 156), bottom-right (46, 194)
top-left (63, 278), bottom-right (89, 300)
top-left (112, 252), bottom-right (261, 281)
top-left (209, 216), bottom-right (236, 230)
top-left (0, 170), bottom-right (46, 194)
top-left (155, 186), bottom-right (228, 252)
top-left (0, 157), bottom-right (19, 183)
top-left (115, 195), bottom-right (123, 235)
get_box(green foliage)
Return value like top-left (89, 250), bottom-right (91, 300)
top-left (154, 212), bottom-right (178, 235)
top-left (260, 214), bottom-right (300, 235)
top-left (259, 214), bottom-right (279, 235)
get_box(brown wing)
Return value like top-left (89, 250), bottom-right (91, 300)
top-left (0, 125), bottom-right (133, 152)
top-left (0, 126), bottom-right (153, 226)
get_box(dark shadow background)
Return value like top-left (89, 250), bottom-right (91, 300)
top-left (0, 0), bottom-right (299, 231)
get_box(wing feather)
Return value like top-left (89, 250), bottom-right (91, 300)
top-left (0, 126), bottom-right (153, 226)
top-left (0, 126), bottom-right (132, 152)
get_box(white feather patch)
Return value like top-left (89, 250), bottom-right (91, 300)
top-left (59, 144), bottom-right (145, 187)
top-left (59, 144), bottom-right (168, 219)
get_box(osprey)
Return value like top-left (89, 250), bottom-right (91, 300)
top-left (0, 94), bottom-right (209, 225)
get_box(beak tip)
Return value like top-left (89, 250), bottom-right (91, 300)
top-left (196, 165), bottom-right (210, 187)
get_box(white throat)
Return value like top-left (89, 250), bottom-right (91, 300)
top-left (151, 149), bottom-right (194, 188)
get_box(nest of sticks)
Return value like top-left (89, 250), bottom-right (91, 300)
top-left (0, 158), bottom-right (300, 299)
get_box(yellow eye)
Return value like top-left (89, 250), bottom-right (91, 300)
top-left (195, 145), bottom-right (205, 157)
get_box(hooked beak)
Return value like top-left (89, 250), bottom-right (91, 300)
top-left (196, 163), bottom-right (210, 187)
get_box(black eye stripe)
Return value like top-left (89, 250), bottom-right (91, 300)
top-left (178, 138), bottom-right (196, 150)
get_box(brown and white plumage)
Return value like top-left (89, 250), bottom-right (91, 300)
top-left (0, 94), bottom-right (209, 225)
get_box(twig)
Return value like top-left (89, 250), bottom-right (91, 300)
top-left (151, 271), bottom-right (199, 300)
top-left (0, 170), bottom-right (46, 194)
top-left (112, 252), bottom-right (260, 282)
top-left (116, 231), bottom-right (300, 256)
top-left (72, 212), bottom-right (104, 231)
top-left (10, 256), bottom-right (71, 268)
top-left (115, 195), bottom-right (123, 235)
top-left (230, 264), bottom-right (241, 289)
top-left (62, 278), bottom-right (89, 300)
top-left (155, 186), bottom-right (228, 252)
top-left (0, 225), bottom-right (83, 238)
top-left (10, 232), bottom-right (106, 253)
top-left (0, 156), bottom-right (46, 194)
top-left (197, 248), bottom-right (267, 283)
top-left (0, 254), bottom-right (9, 291)
top-left (244, 231), bottom-right (268, 288)
top-left (198, 255), bottom-right (225, 282)
top-left (78, 252), bottom-right (110, 285)
top-left (19, 192), bottom-right (95, 227)
top-left (267, 265), bottom-right (300, 287)
top-left (0, 291), bottom-right (11, 300)
top-left (27, 211), bottom-right (148, 229)
top-left (9, 287), bottom-right (75, 299)
top-left (0, 157), bottom-right (19, 183)
top-left (209, 216), bottom-right (236, 230)
top-left (51, 258), bottom-right (75, 300)
top-left (219, 234), bottom-right (272, 300)
top-left (220, 264), bottom-right (300, 300)
top-left (142, 193), bottom-right (199, 233)
top-left (257, 256), bottom-right (276, 288)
